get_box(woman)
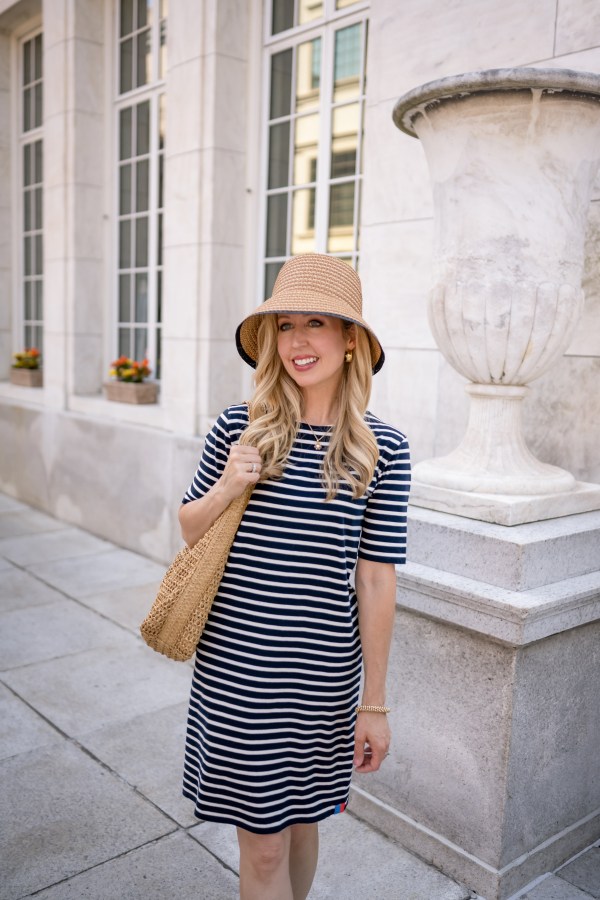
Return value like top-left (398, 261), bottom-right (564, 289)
top-left (179, 253), bottom-right (410, 900)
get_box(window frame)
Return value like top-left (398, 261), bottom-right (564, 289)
top-left (16, 26), bottom-right (44, 356)
top-left (259, 0), bottom-right (369, 301)
top-left (112, 0), bottom-right (166, 380)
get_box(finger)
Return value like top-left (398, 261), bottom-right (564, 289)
top-left (353, 737), bottom-right (365, 768)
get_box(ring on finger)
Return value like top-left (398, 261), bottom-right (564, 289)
top-left (251, 463), bottom-right (257, 473)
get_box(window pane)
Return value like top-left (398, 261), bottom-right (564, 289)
top-left (155, 328), bottom-right (161, 379)
top-left (23, 40), bottom-right (31, 87)
top-left (157, 212), bottom-right (163, 265)
top-left (119, 274), bottom-right (131, 321)
top-left (272, 0), bottom-right (293, 35)
top-left (137, 0), bottom-right (150, 28)
top-left (23, 87), bottom-right (31, 132)
top-left (135, 216), bottom-right (148, 267)
top-left (160, 0), bottom-right (168, 18)
top-left (136, 159), bottom-right (149, 211)
top-left (120, 0), bottom-right (134, 37)
top-left (264, 261), bottom-right (284, 300)
top-left (296, 39), bottom-right (321, 112)
top-left (270, 50), bottom-right (292, 120)
top-left (266, 193), bottom-right (288, 257)
top-left (24, 281), bottom-right (32, 319)
top-left (158, 155), bottom-right (164, 207)
top-left (135, 273), bottom-right (148, 321)
top-left (119, 163), bottom-right (132, 214)
top-left (24, 190), bottom-right (31, 231)
top-left (159, 94), bottom-right (166, 149)
top-left (298, 0), bottom-right (323, 24)
top-left (34, 82), bottom-right (42, 128)
top-left (34, 141), bottom-right (42, 183)
top-left (157, 270), bottom-right (162, 322)
top-left (23, 144), bottom-right (31, 187)
top-left (331, 103), bottom-right (358, 178)
top-left (336, 0), bottom-right (359, 7)
top-left (120, 37), bottom-right (134, 94)
top-left (328, 181), bottom-right (355, 252)
top-left (120, 107), bottom-right (133, 160)
top-left (118, 327), bottom-right (130, 357)
top-left (136, 101), bottom-right (150, 155)
top-left (136, 31), bottom-right (150, 88)
top-left (159, 18), bottom-right (167, 78)
top-left (35, 186), bottom-right (42, 229)
top-left (119, 219), bottom-right (132, 268)
top-left (35, 234), bottom-right (43, 274)
top-left (34, 35), bottom-right (42, 81)
top-left (291, 188), bottom-right (316, 255)
top-left (24, 236), bottom-right (32, 275)
top-left (134, 327), bottom-right (147, 360)
top-left (268, 122), bottom-right (290, 189)
top-left (35, 280), bottom-right (43, 320)
top-left (293, 113), bottom-right (318, 185)
top-left (333, 23), bottom-right (361, 102)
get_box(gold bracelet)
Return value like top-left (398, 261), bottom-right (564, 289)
top-left (356, 705), bottom-right (391, 714)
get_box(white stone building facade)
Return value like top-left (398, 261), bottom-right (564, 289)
top-left (0, 0), bottom-right (598, 559)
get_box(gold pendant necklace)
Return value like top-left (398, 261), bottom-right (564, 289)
top-left (305, 423), bottom-right (329, 450)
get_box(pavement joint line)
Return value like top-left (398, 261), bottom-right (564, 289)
top-left (21, 829), bottom-right (182, 899)
top-left (0, 551), bottom-right (158, 645)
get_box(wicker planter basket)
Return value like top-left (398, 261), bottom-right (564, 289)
top-left (10, 368), bottom-right (43, 387)
top-left (104, 380), bottom-right (158, 405)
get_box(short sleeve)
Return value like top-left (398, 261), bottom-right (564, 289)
top-left (181, 405), bottom-right (247, 504)
top-left (358, 436), bottom-right (411, 565)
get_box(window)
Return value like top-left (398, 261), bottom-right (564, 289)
top-left (20, 32), bottom-right (44, 353)
top-left (263, 1), bottom-right (367, 297)
top-left (115, 0), bottom-right (166, 378)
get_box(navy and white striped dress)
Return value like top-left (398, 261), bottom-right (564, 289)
top-left (181, 402), bottom-right (410, 834)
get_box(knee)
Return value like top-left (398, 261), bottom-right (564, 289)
top-left (244, 833), bottom-right (288, 879)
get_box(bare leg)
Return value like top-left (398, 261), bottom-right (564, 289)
top-left (237, 827), bottom-right (293, 900)
top-left (289, 822), bottom-right (319, 900)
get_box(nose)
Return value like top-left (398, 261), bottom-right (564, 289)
top-left (291, 328), bottom-right (307, 348)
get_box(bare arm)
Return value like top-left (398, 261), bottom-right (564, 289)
top-left (178, 445), bottom-right (262, 548)
top-left (353, 557), bottom-right (397, 773)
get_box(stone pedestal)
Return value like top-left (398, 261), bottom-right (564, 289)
top-left (351, 507), bottom-right (600, 900)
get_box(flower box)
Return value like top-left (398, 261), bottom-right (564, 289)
top-left (10, 367), bottom-right (43, 387)
top-left (104, 380), bottom-right (158, 404)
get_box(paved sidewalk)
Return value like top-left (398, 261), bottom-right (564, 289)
top-left (0, 492), bottom-right (598, 900)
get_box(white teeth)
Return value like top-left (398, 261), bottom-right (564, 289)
top-left (295, 357), bottom-right (317, 367)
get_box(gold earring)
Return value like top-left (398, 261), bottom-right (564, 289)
top-left (345, 350), bottom-right (353, 363)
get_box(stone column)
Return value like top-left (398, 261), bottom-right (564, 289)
top-left (43, 0), bottom-right (105, 408)
top-left (393, 68), bottom-right (600, 526)
top-left (0, 32), bottom-right (10, 379)
top-left (161, 0), bottom-right (249, 436)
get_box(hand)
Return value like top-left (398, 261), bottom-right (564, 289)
top-left (353, 713), bottom-right (390, 773)
top-left (218, 445), bottom-right (262, 502)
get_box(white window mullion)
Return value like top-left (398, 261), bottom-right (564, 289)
top-left (315, 24), bottom-right (333, 251)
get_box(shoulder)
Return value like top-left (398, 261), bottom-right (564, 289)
top-left (365, 411), bottom-right (409, 455)
top-left (211, 402), bottom-right (249, 443)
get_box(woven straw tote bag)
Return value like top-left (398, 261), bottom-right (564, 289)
top-left (140, 483), bottom-right (253, 661)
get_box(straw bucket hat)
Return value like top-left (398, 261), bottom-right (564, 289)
top-left (235, 254), bottom-right (384, 374)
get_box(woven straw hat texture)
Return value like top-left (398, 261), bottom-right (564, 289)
top-left (236, 254), bottom-right (384, 374)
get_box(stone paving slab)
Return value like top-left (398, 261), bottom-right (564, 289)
top-left (0, 526), bottom-right (113, 566)
top-left (79, 701), bottom-right (197, 827)
top-left (2, 642), bottom-right (191, 737)
top-left (0, 566), bottom-right (66, 612)
top-left (30, 831), bottom-right (239, 900)
top-left (0, 741), bottom-right (175, 899)
top-left (0, 598), bottom-right (135, 669)
top-left (79, 579), bottom-right (164, 635)
top-left (520, 874), bottom-right (596, 899)
top-left (27, 548), bottom-right (166, 598)
top-left (0, 494), bottom-right (28, 512)
top-left (0, 682), bottom-right (62, 760)
top-left (0, 508), bottom-right (67, 538)
top-left (557, 844), bottom-right (600, 898)
top-left (190, 812), bottom-right (471, 900)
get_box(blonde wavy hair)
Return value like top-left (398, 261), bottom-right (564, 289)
top-left (239, 315), bottom-right (379, 500)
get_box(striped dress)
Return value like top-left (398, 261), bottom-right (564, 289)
top-left (181, 402), bottom-right (410, 834)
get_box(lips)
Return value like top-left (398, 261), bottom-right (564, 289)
top-left (293, 356), bottom-right (318, 369)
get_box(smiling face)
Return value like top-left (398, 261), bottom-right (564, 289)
top-left (276, 313), bottom-right (356, 403)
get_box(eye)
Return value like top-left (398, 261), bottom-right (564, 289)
top-left (307, 318), bottom-right (324, 327)
top-left (278, 321), bottom-right (292, 332)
